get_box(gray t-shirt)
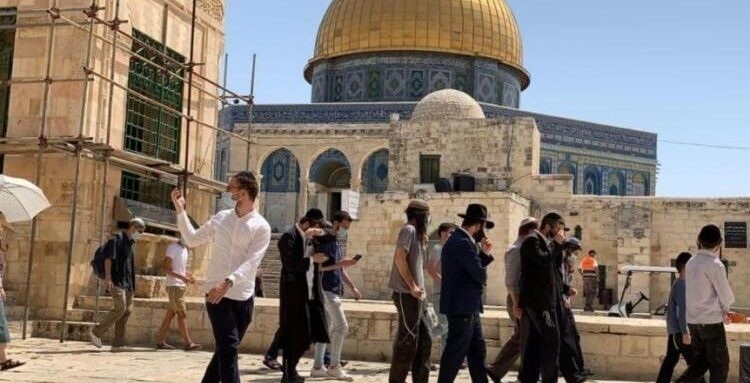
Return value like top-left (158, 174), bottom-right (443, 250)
top-left (388, 224), bottom-right (426, 293)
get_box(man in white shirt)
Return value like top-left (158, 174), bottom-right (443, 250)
top-left (171, 171), bottom-right (271, 383)
top-left (677, 224), bottom-right (735, 383)
top-left (155, 236), bottom-right (200, 351)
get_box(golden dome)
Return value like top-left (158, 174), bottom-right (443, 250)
top-left (306, 0), bottom-right (529, 88)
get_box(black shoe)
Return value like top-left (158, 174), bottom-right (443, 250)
top-left (485, 366), bottom-right (501, 383)
top-left (281, 375), bottom-right (305, 383)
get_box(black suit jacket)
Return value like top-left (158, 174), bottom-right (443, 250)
top-left (519, 231), bottom-right (559, 311)
top-left (440, 229), bottom-right (494, 315)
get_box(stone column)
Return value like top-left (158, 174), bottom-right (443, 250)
top-left (298, 177), bottom-right (309, 217)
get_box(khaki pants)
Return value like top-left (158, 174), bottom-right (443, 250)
top-left (583, 277), bottom-right (598, 312)
top-left (92, 286), bottom-right (134, 347)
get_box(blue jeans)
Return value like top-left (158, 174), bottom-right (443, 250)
top-left (314, 291), bottom-right (349, 368)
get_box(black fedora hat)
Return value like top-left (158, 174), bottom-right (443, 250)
top-left (457, 204), bottom-right (495, 229)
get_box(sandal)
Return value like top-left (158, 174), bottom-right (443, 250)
top-left (263, 358), bottom-right (282, 371)
top-left (185, 343), bottom-right (201, 351)
top-left (0, 359), bottom-right (25, 371)
top-left (156, 342), bottom-right (176, 350)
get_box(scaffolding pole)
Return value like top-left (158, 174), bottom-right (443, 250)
top-left (60, 1), bottom-right (98, 343)
top-left (22, 0), bottom-right (61, 341)
top-left (94, 0), bottom-right (122, 325)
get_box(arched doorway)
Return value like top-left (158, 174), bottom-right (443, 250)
top-left (310, 149), bottom-right (352, 219)
top-left (261, 148), bottom-right (300, 233)
top-left (362, 149), bottom-right (389, 193)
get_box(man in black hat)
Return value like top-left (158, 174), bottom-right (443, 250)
top-left (437, 204), bottom-right (495, 383)
top-left (278, 209), bottom-right (331, 383)
top-left (518, 212), bottom-right (566, 383)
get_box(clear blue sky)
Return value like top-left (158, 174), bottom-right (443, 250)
top-left (224, 0), bottom-right (750, 197)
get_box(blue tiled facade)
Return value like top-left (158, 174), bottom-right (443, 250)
top-left (222, 101), bottom-right (657, 196)
top-left (310, 53), bottom-right (522, 108)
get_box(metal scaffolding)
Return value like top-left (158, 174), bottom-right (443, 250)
top-left (0, 0), bottom-right (254, 341)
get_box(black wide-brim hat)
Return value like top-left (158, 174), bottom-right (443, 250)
top-left (457, 203), bottom-right (495, 229)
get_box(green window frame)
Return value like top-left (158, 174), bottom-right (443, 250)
top-left (0, 8), bottom-right (16, 172)
top-left (124, 29), bottom-right (185, 163)
top-left (419, 154), bottom-right (440, 184)
top-left (119, 171), bottom-right (175, 210)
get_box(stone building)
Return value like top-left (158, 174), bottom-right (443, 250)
top-left (219, 0), bottom-right (658, 234)
top-left (0, 0), bottom-right (226, 318)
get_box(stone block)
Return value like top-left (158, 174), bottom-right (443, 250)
top-left (620, 335), bottom-right (650, 357)
top-left (581, 333), bottom-right (619, 356)
top-left (368, 319), bottom-right (392, 341)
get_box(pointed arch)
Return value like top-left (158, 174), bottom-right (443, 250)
top-left (362, 148), bottom-right (389, 193)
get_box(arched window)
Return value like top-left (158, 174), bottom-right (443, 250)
top-left (583, 166), bottom-right (601, 195)
top-left (632, 172), bottom-right (649, 196)
top-left (260, 148), bottom-right (300, 193)
top-left (607, 171), bottom-right (626, 196)
top-left (362, 149), bottom-right (389, 193)
top-left (540, 158), bottom-right (552, 175)
top-left (558, 162), bottom-right (577, 194)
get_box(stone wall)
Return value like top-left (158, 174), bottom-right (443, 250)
top-left (388, 116), bottom-right (539, 193)
top-left (555, 197), bottom-right (750, 312)
top-left (344, 192), bottom-right (530, 305)
top-left (42, 297), bottom-right (748, 382)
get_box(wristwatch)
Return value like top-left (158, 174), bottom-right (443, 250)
top-left (224, 278), bottom-right (234, 287)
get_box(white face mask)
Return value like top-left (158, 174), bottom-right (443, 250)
top-left (131, 231), bottom-right (142, 241)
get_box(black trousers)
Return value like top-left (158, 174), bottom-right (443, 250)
top-left (438, 312), bottom-right (488, 383)
top-left (557, 303), bottom-right (584, 383)
top-left (657, 333), bottom-right (703, 383)
top-left (389, 292), bottom-right (432, 383)
top-left (202, 297), bottom-right (254, 383)
top-left (264, 327), bottom-right (281, 360)
top-left (519, 307), bottom-right (560, 383)
top-left (677, 323), bottom-right (729, 383)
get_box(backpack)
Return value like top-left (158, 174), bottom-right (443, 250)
top-left (91, 234), bottom-right (120, 279)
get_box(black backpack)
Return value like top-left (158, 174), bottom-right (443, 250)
top-left (91, 234), bottom-right (120, 279)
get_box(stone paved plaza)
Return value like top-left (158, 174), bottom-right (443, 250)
top-left (0, 322), bottom-right (648, 383)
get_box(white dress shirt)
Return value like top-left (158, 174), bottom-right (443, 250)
top-left (685, 249), bottom-right (735, 324)
top-left (176, 209), bottom-right (271, 301)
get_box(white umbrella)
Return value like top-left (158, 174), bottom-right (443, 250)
top-left (0, 175), bottom-right (51, 222)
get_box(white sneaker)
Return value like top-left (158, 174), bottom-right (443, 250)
top-left (310, 366), bottom-right (328, 378)
top-left (89, 328), bottom-right (102, 348)
top-left (327, 365), bottom-right (354, 381)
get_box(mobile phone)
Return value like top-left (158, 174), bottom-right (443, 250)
top-left (353, 254), bottom-right (363, 261)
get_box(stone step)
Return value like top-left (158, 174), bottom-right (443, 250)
top-left (75, 295), bottom-right (115, 311)
top-left (32, 320), bottom-right (97, 343)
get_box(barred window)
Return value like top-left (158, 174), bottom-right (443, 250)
top-left (119, 171), bottom-right (175, 210)
top-left (419, 155), bottom-right (440, 184)
top-left (124, 29), bottom-right (185, 163)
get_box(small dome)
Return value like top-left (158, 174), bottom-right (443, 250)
top-left (411, 90), bottom-right (486, 121)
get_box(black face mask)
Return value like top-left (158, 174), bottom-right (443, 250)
top-left (473, 228), bottom-right (485, 243)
